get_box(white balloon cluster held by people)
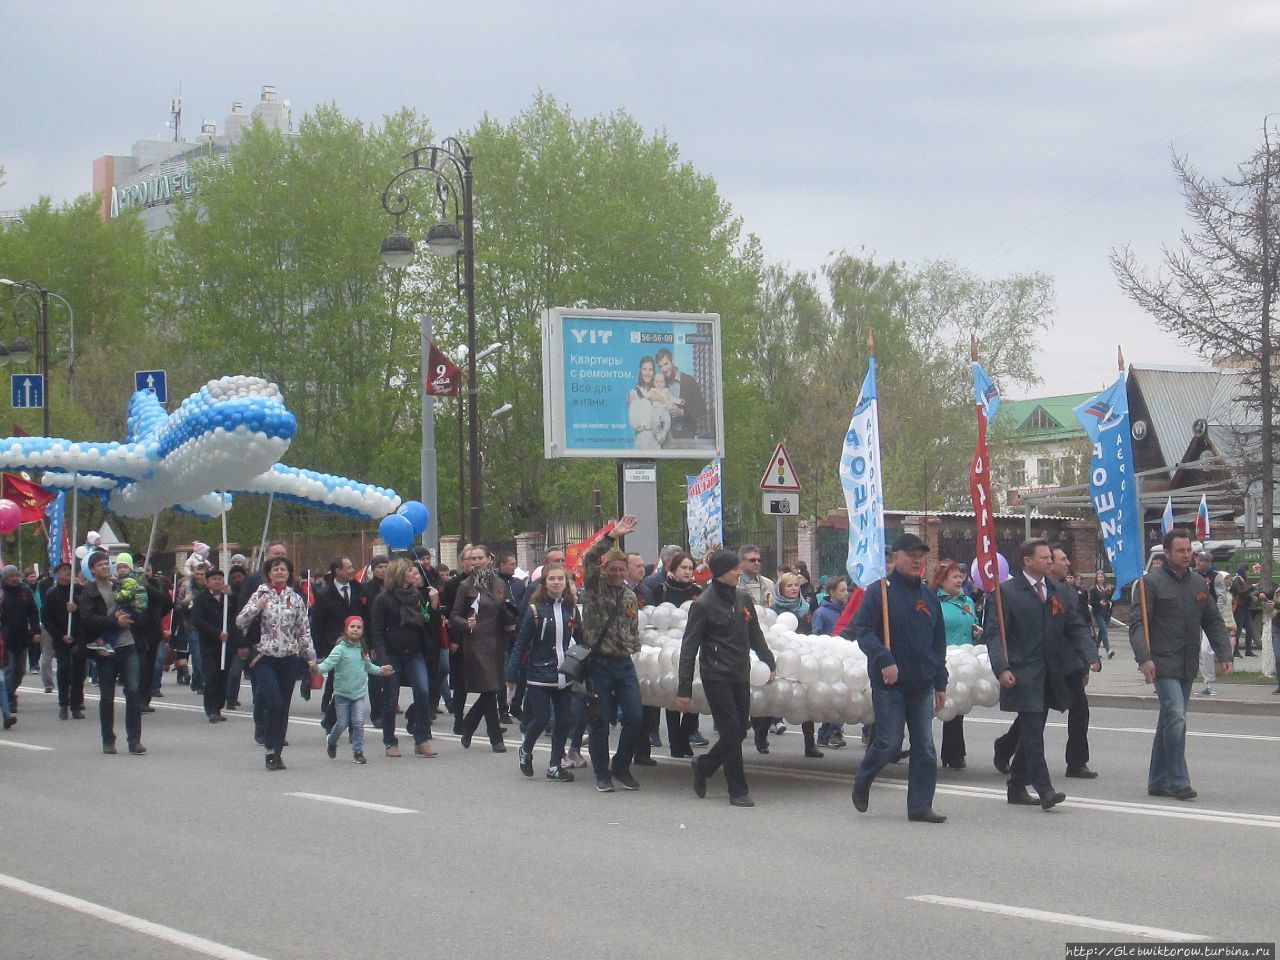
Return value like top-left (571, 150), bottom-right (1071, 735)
top-left (635, 603), bottom-right (998, 722)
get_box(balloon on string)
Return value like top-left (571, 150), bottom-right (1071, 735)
top-left (0, 499), bottom-right (20, 534)
top-left (75, 545), bottom-right (89, 560)
top-left (397, 500), bottom-right (430, 535)
top-left (970, 553), bottom-right (1011, 592)
top-left (378, 513), bottom-right (416, 550)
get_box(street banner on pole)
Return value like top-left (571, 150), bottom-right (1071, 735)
top-left (686, 459), bottom-right (724, 559)
top-left (840, 355), bottom-right (885, 589)
top-left (970, 358), bottom-right (1001, 591)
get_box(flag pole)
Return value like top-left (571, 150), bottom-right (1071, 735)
top-left (67, 475), bottom-right (78, 638)
top-left (973, 335), bottom-right (1010, 663)
top-left (142, 513), bottom-right (159, 573)
top-left (868, 327), bottom-right (891, 651)
top-left (258, 491), bottom-right (274, 566)
top-left (221, 492), bottom-right (230, 634)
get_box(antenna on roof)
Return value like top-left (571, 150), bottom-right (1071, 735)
top-left (168, 83), bottom-right (183, 143)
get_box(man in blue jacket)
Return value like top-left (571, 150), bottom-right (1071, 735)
top-left (848, 533), bottom-right (949, 823)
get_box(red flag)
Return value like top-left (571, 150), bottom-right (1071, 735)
top-left (970, 400), bottom-right (999, 592)
top-left (2, 473), bottom-right (56, 522)
top-left (565, 524), bottom-right (613, 585)
top-left (424, 342), bottom-right (463, 396)
top-left (831, 585), bottom-right (865, 637)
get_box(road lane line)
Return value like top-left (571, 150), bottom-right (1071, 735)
top-left (0, 871), bottom-right (274, 959)
top-left (284, 792), bottom-right (417, 814)
top-left (908, 895), bottom-right (1210, 942)
top-left (965, 715), bottom-right (1280, 743)
top-left (0, 739), bottom-right (53, 751)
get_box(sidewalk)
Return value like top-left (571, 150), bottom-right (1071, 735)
top-left (1085, 652), bottom-right (1279, 716)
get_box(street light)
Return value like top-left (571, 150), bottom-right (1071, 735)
top-left (1, 277), bottom-right (76, 436)
top-left (379, 138), bottom-right (483, 543)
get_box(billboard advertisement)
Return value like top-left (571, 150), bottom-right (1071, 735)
top-left (542, 308), bottom-right (725, 460)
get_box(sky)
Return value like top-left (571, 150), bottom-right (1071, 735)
top-left (3, 1), bottom-right (1279, 399)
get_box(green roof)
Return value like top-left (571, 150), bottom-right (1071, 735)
top-left (998, 392), bottom-right (1093, 442)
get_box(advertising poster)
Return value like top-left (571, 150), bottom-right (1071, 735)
top-left (686, 460), bottom-right (723, 559)
top-left (542, 308), bottom-right (725, 460)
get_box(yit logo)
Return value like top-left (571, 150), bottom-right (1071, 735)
top-left (570, 329), bottom-right (613, 345)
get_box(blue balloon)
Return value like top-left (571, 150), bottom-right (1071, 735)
top-left (397, 500), bottom-right (430, 535)
top-left (379, 513), bottom-right (415, 550)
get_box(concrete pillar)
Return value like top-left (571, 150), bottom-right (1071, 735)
top-left (797, 520), bottom-right (820, 578)
top-left (439, 535), bottom-right (461, 572)
top-left (515, 531), bottom-right (544, 574)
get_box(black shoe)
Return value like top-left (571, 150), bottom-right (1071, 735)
top-left (519, 747), bottom-right (534, 777)
top-left (208, 713), bottom-right (226, 723)
top-left (498, 713), bottom-right (514, 725)
top-left (649, 732), bottom-right (662, 747)
top-left (1007, 786), bottom-right (1039, 805)
top-left (670, 748), bottom-right (693, 759)
top-left (321, 717), bottom-right (335, 734)
top-left (547, 765), bottom-right (574, 782)
top-left (943, 758), bottom-right (966, 770)
top-left (1172, 786), bottom-right (1198, 801)
top-left (453, 723), bottom-right (465, 736)
top-left (908, 809), bottom-right (947, 823)
top-left (192, 686), bottom-right (204, 695)
top-left (127, 740), bottom-right (147, 755)
top-left (804, 746), bottom-right (825, 758)
top-left (153, 690), bottom-right (164, 697)
top-left (353, 751), bottom-right (367, 764)
top-left (595, 778), bottom-right (614, 793)
top-left (1065, 765), bottom-right (1098, 779)
top-left (729, 795), bottom-right (755, 808)
top-left (755, 741), bottom-right (770, 754)
top-left (1147, 785), bottom-right (1172, 797)
top-left (59, 706), bottom-right (69, 720)
top-left (993, 752), bottom-right (1012, 774)
top-left (490, 740), bottom-right (507, 753)
top-left (265, 754), bottom-right (281, 771)
top-left (229, 700), bottom-right (241, 708)
top-left (275, 755), bottom-right (287, 770)
top-left (141, 705), bottom-right (156, 713)
top-left (614, 769), bottom-right (640, 790)
top-left (892, 749), bottom-right (911, 763)
top-left (327, 741), bottom-right (337, 759)
top-left (1040, 790), bottom-right (1066, 810)
top-left (633, 755), bottom-right (658, 766)
top-left (102, 741), bottom-right (116, 754)
top-left (1245, 651), bottom-right (1257, 657)
top-left (852, 780), bottom-right (869, 813)
top-left (692, 759), bottom-right (707, 798)
top-left (688, 731), bottom-right (710, 747)
top-left (72, 708), bottom-right (85, 720)
top-left (254, 725), bottom-right (266, 745)
top-left (460, 731), bottom-right (473, 749)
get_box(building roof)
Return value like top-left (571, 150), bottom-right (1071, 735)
top-left (1128, 363), bottom-right (1230, 474)
top-left (997, 393), bottom-right (1093, 443)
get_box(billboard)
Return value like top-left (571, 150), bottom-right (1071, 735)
top-left (542, 308), bottom-right (725, 460)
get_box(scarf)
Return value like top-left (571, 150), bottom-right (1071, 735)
top-left (392, 586), bottom-right (424, 628)
top-left (772, 592), bottom-right (810, 617)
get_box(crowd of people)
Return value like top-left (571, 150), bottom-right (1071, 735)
top-left (0, 521), bottom-right (1275, 818)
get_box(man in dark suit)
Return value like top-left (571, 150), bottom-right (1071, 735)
top-left (311, 557), bottom-right (366, 732)
top-left (985, 538), bottom-right (1099, 810)
top-left (656, 348), bottom-right (706, 440)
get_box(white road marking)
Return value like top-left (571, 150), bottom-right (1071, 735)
top-left (0, 870), bottom-right (274, 959)
top-left (965, 715), bottom-right (1280, 743)
top-left (0, 739), bottom-right (53, 752)
top-left (909, 895), bottom-right (1210, 942)
top-left (284, 792), bottom-right (417, 814)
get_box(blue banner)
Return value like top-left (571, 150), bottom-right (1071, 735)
top-left (46, 490), bottom-right (66, 571)
top-left (840, 358), bottom-right (886, 588)
top-left (1074, 375), bottom-right (1143, 598)
top-left (686, 459), bottom-right (723, 559)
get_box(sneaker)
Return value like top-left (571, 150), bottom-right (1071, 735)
top-left (648, 732), bottom-right (661, 747)
top-left (547, 765), bottom-right (574, 782)
top-left (519, 747), bottom-right (534, 778)
top-left (353, 751), bottom-right (367, 764)
top-left (771, 722), bottom-right (786, 735)
top-left (1172, 786), bottom-right (1198, 801)
top-left (86, 641), bottom-right (114, 656)
top-left (102, 740), bottom-right (116, 754)
top-left (1198, 686), bottom-right (1217, 696)
top-left (3, 716), bottom-right (15, 730)
top-left (613, 769), bottom-right (640, 790)
top-left (59, 706), bottom-right (69, 720)
top-left (595, 778), bottom-right (614, 793)
top-left (72, 708), bottom-right (85, 720)
top-left (688, 731), bottom-right (710, 747)
top-left (127, 740), bottom-right (147, 755)
top-left (327, 741), bottom-right (338, 759)
top-left (828, 732), bottom-right (847, 749)
top-left (1106, 650), bottom-right (1115, 659)
top-left (816, 735), bottom-right (830, 747)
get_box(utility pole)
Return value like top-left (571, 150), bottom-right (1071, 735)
top-left (1260, 119), bottom-right (1276, 584)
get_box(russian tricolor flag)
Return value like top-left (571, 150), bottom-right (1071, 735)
top-left (1196, 494), bottom-right (1211, 541)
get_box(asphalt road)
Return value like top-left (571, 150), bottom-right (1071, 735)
top-left (1, 677), bottom-right (1276, 960)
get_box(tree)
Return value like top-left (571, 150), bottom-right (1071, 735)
top-left (1112, 127), bottom-right (1280, 581)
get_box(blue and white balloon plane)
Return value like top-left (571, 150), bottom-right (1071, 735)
top-left (0, 376), bottom-right (400, 519)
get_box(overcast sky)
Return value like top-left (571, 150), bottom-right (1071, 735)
top-left (3, 1), bottom-right (1278, 399)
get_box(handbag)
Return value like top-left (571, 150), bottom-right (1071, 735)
top-left (558, 603), bottom-right (618, 682)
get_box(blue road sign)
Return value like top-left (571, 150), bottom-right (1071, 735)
top-left (11, 373), bottom-right (44, 409)
top-left (135, 369), bottom-right (168, 403)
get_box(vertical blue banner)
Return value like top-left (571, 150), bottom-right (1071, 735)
top-left (840, 358), bottom-right (886, 588)
top-left (46, 490), bottom-right (66, 571)
top-left (1074, 374), bottom-right (1144, 598)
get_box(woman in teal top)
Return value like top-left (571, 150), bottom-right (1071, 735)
top-left (933, 560), bottom-right (980, 769)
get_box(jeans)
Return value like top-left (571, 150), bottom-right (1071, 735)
top-left (586, 657), bottom-right (643, 780)
top-left (854, 685), bottom-right (938, 815)
top-left (696, 674), bottom-right (752, 799)
top-left (0, 668), bottom-right (10, 718)
top-left (1150, 677), bottom-right (1194, 791)
top-left (1008, 710), bottom-right (1053, 796)
top-left (250, 655), bottom-right (303, 754)
top-left (4, 645), bottom-right (29, 704)
top-left (328, 694), bottom-right (367, 753)
top-left (428, 644), bottom-right (453, 713)
top-left (54, 638), bottom-right (86, 709)
top-left (1094, 612), bottom-right (1110, 652)
top-left (522, 685), bottom-right (573, 766)
top-left (97, 644), bottom-right (142, 745)
top-left (1234, 607), bottom-right (1256, 653)
top-left (383, 650), bottom-right (432, 745)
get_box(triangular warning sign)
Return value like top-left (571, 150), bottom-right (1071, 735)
top-left (759, 442), bottom-right (802, 491)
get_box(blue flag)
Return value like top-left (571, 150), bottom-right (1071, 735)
top-left (840, 357), bottom-right (886, 588)
top-left (972, 361), bottom-right (1001, 422)
top-left (1074, 375), bottom-right (1143, 598)
top-left (46, 490), bottom-right (66, 571)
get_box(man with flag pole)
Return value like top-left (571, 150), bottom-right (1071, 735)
top-left (844, 334), bottom-right (949, 824)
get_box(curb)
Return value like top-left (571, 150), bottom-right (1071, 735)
top-left (1089, 692), bottom-right (1280, 717)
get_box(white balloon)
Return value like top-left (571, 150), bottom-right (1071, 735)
top-left (749, 660), bottom-right (771, 688)
top-left (774, 611), bottom-right (799, 633)
top-left (775, 649), bottom-right (801, 679)
top-left (798, 655), bottom-right (820, 683)
top-left (937, 696), bottom-right (958, 723)
top-left (819, 656), bottom-right (844, 684)
top-left (808, 680), bottom-right (832, 709)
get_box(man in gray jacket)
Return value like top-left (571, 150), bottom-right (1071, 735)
top-left (1129, 528), bottom-right (1232, 801)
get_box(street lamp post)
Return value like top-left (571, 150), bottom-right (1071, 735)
top-left (379, 140), bottom-right (483, 544)
top-left (1, 278), bottom-right (74, 437)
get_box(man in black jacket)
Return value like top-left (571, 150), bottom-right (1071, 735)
top-left (79, 552), bottom-right (146, 754)
top-left (41, 563), bottom-right (85, 720)
top-left (193, 569), bottom-right (233, 722)
top-left (0, 564), bottom-right (40, 712)
top-left (677, 549), bottom-right (777, 807)
top-left (985, 539), bottom-right (1099, 810)
top-left (848, 534), bottom-right (949, 823)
